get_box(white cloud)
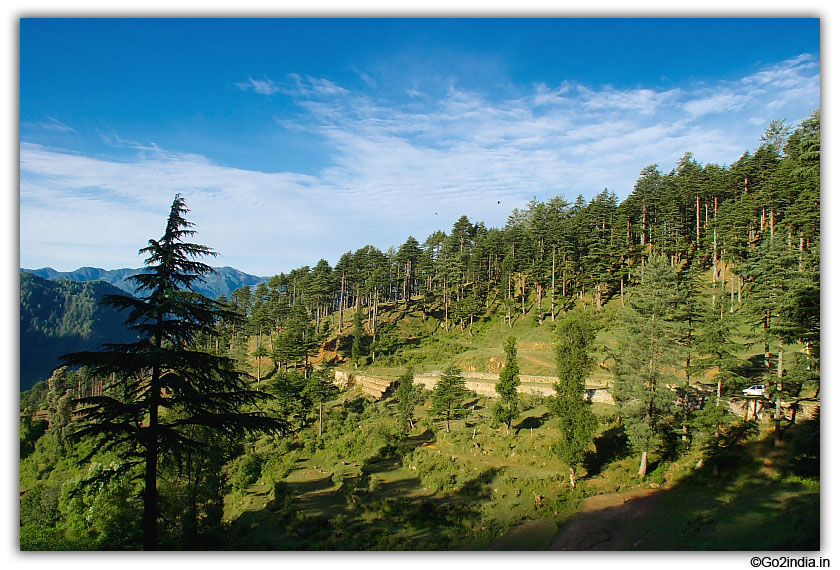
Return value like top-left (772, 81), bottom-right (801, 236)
top-left (37, 117), bottom-right (75, 132)
top-left (684, 92), bottom-right (749, 116)
top-left (20, 55), bottom-right (820, 275)
top-left (236, 76), bottom-right (282, 95)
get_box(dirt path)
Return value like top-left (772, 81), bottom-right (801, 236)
top-left (549, 487), bottom-right (664, 550)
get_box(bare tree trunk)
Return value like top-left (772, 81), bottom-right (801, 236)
top-left (638, 451), bottom-right (648, 477)
top-left (621, 275), bottom-right (625, 307)
top-left (696, 194), bottom-right (701, 244)
top-left (730, 275), bottom-right (735, 314)
top-left (775, 341), bottom-right (784, 446)
top-left (562, 253), bottom-right (567, 298)
top-left (551, 245), bottom-right (556, 321)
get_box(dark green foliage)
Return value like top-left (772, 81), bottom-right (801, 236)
top-left (60, 195), bottom-right (284, 550)
top-left (554, 312), bottom-right (595, 388)
top-left (268, 370), bottom-right (311, 429)
top-left (613, 255), bottom-right (684, 476)
top-left (45, 367), bottom-right (76, 456)
top-left (303, 366), bottom-right (341, 436)
top-left (273, 302), bottom-right (317, 373)
top-left (550, 312), bottom-right (597, 486)
top-left (432, 364), bottom-right (471, 432)
top-left (19, 378), bottom-right (50, 413)
top-left (158, 426), bottom-right (231, 548)
top-left (699, 420), bottom-right (759, 476)
top-left (395, 367), bottom-right (422, 433)
top-left (690, 403), bottom-right (736, 448)
top-left (19, 272), bottom-right (138, 389)
top-left (230, 452), bottom-right (264, 491)
top-left (20, 415), bottom-right (48, 459)
top-left (786, 408), bottom-right (819, 479)
top-left (351, 307), bottom-right (366, 366)
top-left (59, 461), bottom-right (144, 549)
top-left (694, 297), bottom-right (746, 403)
top-left (492, 336), bottom-right (520, 433)
top-left (20, 482), bottom-right (62, 528)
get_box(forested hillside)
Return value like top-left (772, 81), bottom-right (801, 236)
top-left (19, 273), bottom-right (138, 390)
top-left (19, 112), bottom-right (820, 551)
top-left (213, 113), bottom-right (819, 378)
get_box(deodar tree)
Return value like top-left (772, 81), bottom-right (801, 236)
top-left (62, 195), bottom-right (284, 550)
top-left (395, 367), bottom-right (422, 433)
top-left (493, 336), bottom-right (521, 434)
top-left (613, 254), bottom-right (683, 477)
top-left (432, 363), bottom-right (470, 433)
top-left (303, 365), bottom-right (340, 437)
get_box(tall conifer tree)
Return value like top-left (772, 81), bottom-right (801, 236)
top-left (62, 195), bottom-right (283, 549)
top-left (493, 336), bottom-right (521, 433)
top-left (613, 254), bottom-right (683, 477)
top-left (550, 313), bottom-right (597, 488)
top-left (432, 364), bottom-right (470, 432)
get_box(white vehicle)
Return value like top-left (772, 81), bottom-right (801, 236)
top-left (742, 384), bottom-right (767, 397)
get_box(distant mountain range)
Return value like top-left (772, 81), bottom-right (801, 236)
top-left (20, 265), bottom-right (267, 300)
top-left (19, 273), bottom-right (140, 390)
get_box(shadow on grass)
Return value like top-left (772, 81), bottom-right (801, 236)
top-left (583, 424), bottom-right (629, 477)
top-left (554, 420), bottom-right (819, 551)
top-left (227, 424), bottom-right (510, 550)
top-left (515, 412), bottom-right (550, 431)
top-left (229, 457), bottom-right (497, 550)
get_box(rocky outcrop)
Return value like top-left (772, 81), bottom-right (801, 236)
top-left (339, 369), bottom-right (613, 402)
top-left (332, 371), bottom-right (396, 399)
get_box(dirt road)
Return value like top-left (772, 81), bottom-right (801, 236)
top-left (549, 487), bottom-right (664, 550)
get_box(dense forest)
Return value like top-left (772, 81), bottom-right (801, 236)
top-left (19, 111), bottom-right (820, 551)
top-left (209, 113), bottom-right (819, 381)
top-left (19, 273), bottom-right (138, 390)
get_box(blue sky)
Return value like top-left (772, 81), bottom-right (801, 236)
top-left (19, 18), bottom-right (820, 276)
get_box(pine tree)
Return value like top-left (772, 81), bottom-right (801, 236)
top-left (302, 366), bottom-right (340, 437)
top-left (395, 367), bottom-right (422, 433)
top-left (432, 363), bottom-right (470, 432)
top-left (694, 297), bottom-right (745, 409)
top-left (350, 306), bottom-right (365, 368)
top-left (741, 236), bottom-right (799, 445)
top-left (61, 195), bottom-right (284, 550)
top-left (613, 254), bottom-right (683, 477)
top-left (251, 344), bottom-right (269, 384)
top-left (550, 312), bottom-right (597, 487)
top-left (493, 336), bottom-right (521, 433)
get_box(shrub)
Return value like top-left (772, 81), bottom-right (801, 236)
top-left (20, 525), bottom-right (91, 551)
top-left (58, 462), bottom-right (142, 550)
top-left (259, 452), bottom-right (296, 484)
top-left (230, 452), bottom-right (264, 491)
top-left (20, 482), bottom-right (61, 528)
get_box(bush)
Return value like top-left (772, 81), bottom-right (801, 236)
top-left (20, 524), bottom-right (91, 551)
top-left (230, 452), bottom-right (264, 491)
top-left (259, 452), bottom-right (296, 484)
top-left (408, 448), bottom-right (465, 494)
top-left (649, 461), bottom-right (668, 485)
top-left (20, 483), bottom-right (61, 528)
top-left (58, 462), bottom-right (142, 550)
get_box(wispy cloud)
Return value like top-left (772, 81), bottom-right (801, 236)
top-left (236, 76), bottom-right (282, 95)
top-left (39, 117), bottom-right (75, 132)
top-left (20, 55), bottom-right (819, 275)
